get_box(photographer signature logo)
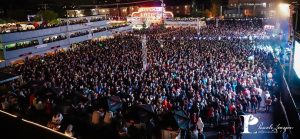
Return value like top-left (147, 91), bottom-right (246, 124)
top-left (241, 114), bottom-right (293, 134)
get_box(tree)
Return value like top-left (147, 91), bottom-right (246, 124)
top-left (49, 19), bottom-right (60, 25)
top-left (0, 18), bottom-right (6, 24)
top-left (35, 10), bottom-right (58, 22)
top-left (34, 15), bottom-right (42, 22)
top-left (210, 2), bottom-right (219, 17)
top-left (206, 0), bottom-right (221, 17)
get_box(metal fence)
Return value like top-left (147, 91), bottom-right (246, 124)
top-left (277, 63), bottom-right (300, 137)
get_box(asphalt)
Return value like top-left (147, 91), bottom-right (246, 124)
top-left (204, 101), bottom-right (287, 139)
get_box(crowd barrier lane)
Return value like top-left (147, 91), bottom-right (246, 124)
top-left (0, 110), bottom-right (75, 139)
top-left (161, 129), bottom-right (179, 139)
top-left (277, 62), bottom-right (300, 136)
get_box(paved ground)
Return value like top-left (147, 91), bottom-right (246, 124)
top-left (205, 101), bottom-right (286, 139)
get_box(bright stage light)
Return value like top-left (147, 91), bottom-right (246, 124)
top-left (278, 3), bottom-right (290, 17)
top-left (294, 41), bottom-right (300, 78)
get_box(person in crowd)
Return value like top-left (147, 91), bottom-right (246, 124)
top-left (92, 109), bottom-right (101, 125)
top-left (235, 117), bottom-right (243, 139)
top-left (1, 98), bottom-right (9, 110)
top-left (64, 124), bottom-right (74, 137)
top-left (104, 110), bottom-right (113, 125)
top-left (250, 95), bottom-right (257, 113)
top-left (47, 112), bottom-right (63, 131)
top-left (255, 86), bottom-right (263, 111)
top-left (197, 117), bottom-right (205, 139)
top-left (52, 112), bottom-right (63, 125)
top-left (265, 97), bottom-right (272, 112)
top-left (118, 120), bottom-right (128, 139)
top-left (190, 125), bottom-right (198, 139)
top-left (34, 100), bottom-right (44, 111)
top-left (229, 121), bottom-right (235, 139)
top-left (127, 120), bottom-right (139, 139)
top-left (217, 130), bottom-right (225, 139)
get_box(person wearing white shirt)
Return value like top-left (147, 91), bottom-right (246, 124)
top-left (52, 113), bottom-right (63, 125)
top-left (264, 91), bottom-right (271, 108)
top-left (265, 91), bottom-right (270, 101)
top-left (256, 87), bottom-right (263, 110)
top-left (197, 117), bottom-right (204, 133)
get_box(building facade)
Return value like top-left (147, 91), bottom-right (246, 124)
top-left (0, 16), bottom-right (132, 67)
top-left (68, 4), bottom-right (191, 18)
top-left (165, 5), bottom-right (191, 16)
top-left (224, 0), bottom-right (282, 18)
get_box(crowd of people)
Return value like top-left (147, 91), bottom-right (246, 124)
top-left (5, 40), bottom-right (39, 51)
top-left (92, 27), bottom-right (107, 33)
top-left (0, 22), bottom-right (63, 34)
top-left (70, 31), bottom-right (90, 38)
top-left (0, 19), bottom-right (279, 139)
top-left (107, 24), bottom-right (129, 30)
top-left (90, 17), bottom-right (107, 22)
top-left (0, 16), bottom-right (109, 34)
top-left (69, 19), bottom-right (89, 25)
top-left (43, 35), bottom-right (67, 44)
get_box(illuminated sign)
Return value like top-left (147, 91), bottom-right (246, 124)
top-left (138, 7), bottom-right (163, 12)
top-left (131, 7), bottom-right (174, 19)
top-left (129, 7), bottom-right (174, 29)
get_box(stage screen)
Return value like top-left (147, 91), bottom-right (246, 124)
top-left (294, 41), bottom-right (300, 78)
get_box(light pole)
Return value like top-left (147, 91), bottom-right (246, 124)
top-left (238, 4), bottom-right (241, 18)
top-left (142, 35), bottom-right (147, 71)
top-left (116, 0), bottom-right (120, 20)
top-left (160, 0), bottom-right (165, 26)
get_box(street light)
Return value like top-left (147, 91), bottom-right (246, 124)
top-left (142, 35), bottom-right (147, 71)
